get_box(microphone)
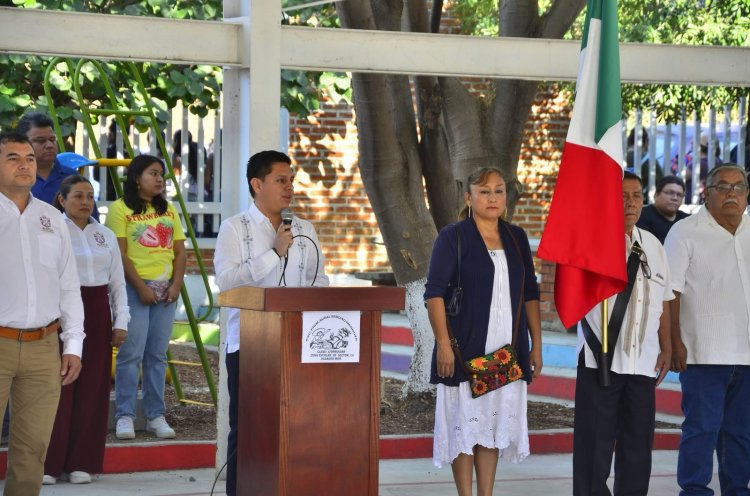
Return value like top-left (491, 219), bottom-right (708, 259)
top-left (281, 208), bottom-right (294, 226)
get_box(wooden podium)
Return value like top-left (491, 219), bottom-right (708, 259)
top-left (218, 286), bottom-right (405, 495)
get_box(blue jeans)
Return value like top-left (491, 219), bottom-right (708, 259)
top-left (115, 283), bottom-right (176, 421)
top-left (678, 365), bottom-right (750, 496)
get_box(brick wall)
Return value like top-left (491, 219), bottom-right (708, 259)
top-left (287, 103), bottom-right (392, 273)
top-left (184, 87), bottom-right (571, 330)
top-left (186, 248), bottom-right (214, 276)
top-left (185, 1), bottom-right (572, 329)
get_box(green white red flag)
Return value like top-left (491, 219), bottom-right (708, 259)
top-left (537, 0), bottom-right (626, 329)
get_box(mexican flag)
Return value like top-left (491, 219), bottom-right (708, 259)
top-left (537, 0), bottom-right (626, 329)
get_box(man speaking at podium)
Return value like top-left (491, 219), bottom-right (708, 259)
top-left (214, 150), bottom-right (329, 496)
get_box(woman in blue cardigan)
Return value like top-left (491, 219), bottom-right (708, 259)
top-left (424, 167), bottom-right (543, 496)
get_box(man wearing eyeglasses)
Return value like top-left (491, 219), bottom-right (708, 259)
top-left (665, 164), bottom-right (750, 495)
top-left (637, 176), bottom-right (690, 244)
top-left (573, 171), bottom-right (673, 496)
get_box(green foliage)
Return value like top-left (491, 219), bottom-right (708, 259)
top-left (452, 0), bottom-right (498, 36)
top-left (618, 0), bottom-right (750, 122)
top-left (451, 0), bottom-right (750, 123)
top-left (1, 0), bottom-right (351, 133)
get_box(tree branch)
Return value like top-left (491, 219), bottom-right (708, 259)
top-left (541, 0), bottom-right (587, 39)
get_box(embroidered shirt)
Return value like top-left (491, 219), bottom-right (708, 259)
top-left (577, 228), bottom-right (673, 377)
top-left (64, 214), bottom-right (129, 330)
top-left (214, 202), bottom-right (329, 354)
top-left (0, 193), bottom-right (85, 356)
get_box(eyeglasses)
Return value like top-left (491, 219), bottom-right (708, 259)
top-left (631, 243), bottom-right (651, 279)
top-left (707, 183), bottom-right (749, 195)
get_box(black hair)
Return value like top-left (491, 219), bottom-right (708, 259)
top-left (623, 170), bottom-right (643, 186)
top-left (0, 131), bottom-right (31, 148)
top-left (627, 128), bottom-right (649, 148)
top-left (655, 175), bottom-right (685, 194)
top-left (122, 154), bottom-right (168, 215)
top-left (53, 175), bottom-right (92, 212)
top-left (246, 150), bottom-right (292, 198)
top-left (16, 113), bottom-right (55, 137)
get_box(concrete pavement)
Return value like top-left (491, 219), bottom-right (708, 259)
top-left (13, 451), bottom-right (718, 495)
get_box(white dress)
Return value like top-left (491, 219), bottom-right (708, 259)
top-left (432, 249), bottom-right (529, 467)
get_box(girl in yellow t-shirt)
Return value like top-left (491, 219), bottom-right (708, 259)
top-left (105, 155), bottom-right (186, 440)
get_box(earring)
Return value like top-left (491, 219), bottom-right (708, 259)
top-left (468, 206), bottom-right (472, 218)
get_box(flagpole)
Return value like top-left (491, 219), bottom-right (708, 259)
top-left (599, 299), bottom-right (611, 387)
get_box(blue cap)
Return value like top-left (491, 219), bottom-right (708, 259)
top-left (55, 152), bottom-right (98, 169)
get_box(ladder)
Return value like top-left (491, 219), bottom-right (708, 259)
top-left (43, 58), bottom-right (218, 407)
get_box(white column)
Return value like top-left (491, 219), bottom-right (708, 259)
top-left (217, 0), bottom-right (282, 477)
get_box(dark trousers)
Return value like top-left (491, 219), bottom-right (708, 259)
top-left (226, 350), bottom-right (239, 496)
top-left (573, 362), bottom-right (656, 496)
top-left (45, 286), bottom-right (113, 476)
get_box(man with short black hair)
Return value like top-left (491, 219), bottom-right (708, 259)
top-left (666, 163), bottom-right (750, 495)
top-left (17, 112), bottom-right (99, 219)
top-left (573, 171), bottom-right (673, 496)
top-left (213, 150), bottom-right (329, 495)
top-left (0, 131), bottom-right (84, 495)
top-left (637, 175), bottom-right (690, 244)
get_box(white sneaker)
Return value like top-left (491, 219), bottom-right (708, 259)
top-left (146, 416), bottom-right (175, 439)
top-left (68, 471), bottom-right (91, 484)
top-left (115, 417), bottom-right (135, 440)
top-left (42, 475), bottom-right (56, 485)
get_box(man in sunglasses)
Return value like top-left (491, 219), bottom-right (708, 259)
top-left (637, 176), bottom-right (690, 244)
top-left (666, 164), bottom-right (750, 495)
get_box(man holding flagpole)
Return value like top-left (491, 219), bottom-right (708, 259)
top-left (573, 171), bottom-right (672, 495)
top-left (536, 0), bottom-right (673, 492)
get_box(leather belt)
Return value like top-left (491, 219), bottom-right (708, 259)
top-left (0, 320), bottom-right (60, 342)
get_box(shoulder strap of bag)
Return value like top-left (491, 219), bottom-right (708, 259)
top-left (579, 240), bottom-right (643, 359)
top-left (501, 221), bottom-right (525, 348)
top-left (444, 221), bottom-right (527, 370)
top-left (446, 225), bottom-right (465, 364)
top-left (454, 224), bottom-right (461, 289)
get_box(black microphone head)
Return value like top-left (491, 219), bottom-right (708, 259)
top-left (281, 208), bottom-right (294, 225)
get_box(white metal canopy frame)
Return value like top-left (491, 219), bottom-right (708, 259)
top-left (1, 0), bottom-right (749, 472)
top-left (2, 2), bottom-right (750, 215)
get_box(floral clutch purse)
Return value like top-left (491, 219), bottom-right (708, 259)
top-left (464, 344), bottom-right (524, 398)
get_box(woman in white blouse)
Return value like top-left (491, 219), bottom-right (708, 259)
top-left (43, 175), bottom-right (129, 485)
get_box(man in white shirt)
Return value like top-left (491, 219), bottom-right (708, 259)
top-left (573, 171), bottom-right (673, 496)
top-left (214, 150), bottom-right (329, 496)
top-left (665, 164), bottom-right (750, 495)
top-left (0, 131), bottom-right (84, 494)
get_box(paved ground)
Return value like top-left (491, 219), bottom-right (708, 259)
top-left (13, 451), bottom-right (718, 495)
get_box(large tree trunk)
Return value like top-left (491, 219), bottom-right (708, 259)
top-left (336, 0), bottom-right (586, 396)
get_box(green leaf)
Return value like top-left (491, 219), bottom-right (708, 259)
top-left (169, 70), bottom-right (185, 84)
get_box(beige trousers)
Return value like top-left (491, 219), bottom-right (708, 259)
top-left (0, 332), bottom-right (61, 496)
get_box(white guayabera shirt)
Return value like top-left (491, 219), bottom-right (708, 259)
top-left (214, 202), bottom-right (329, 354)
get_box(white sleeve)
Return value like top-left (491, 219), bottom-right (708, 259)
top-left (58, 221), bottom-right (85, 357)
top-left (664, 226), bottom-right (689, 294)
top-left (107, 230), bottom-right (130, 330)
top-left (214, 218), bottom-right (278, 291)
